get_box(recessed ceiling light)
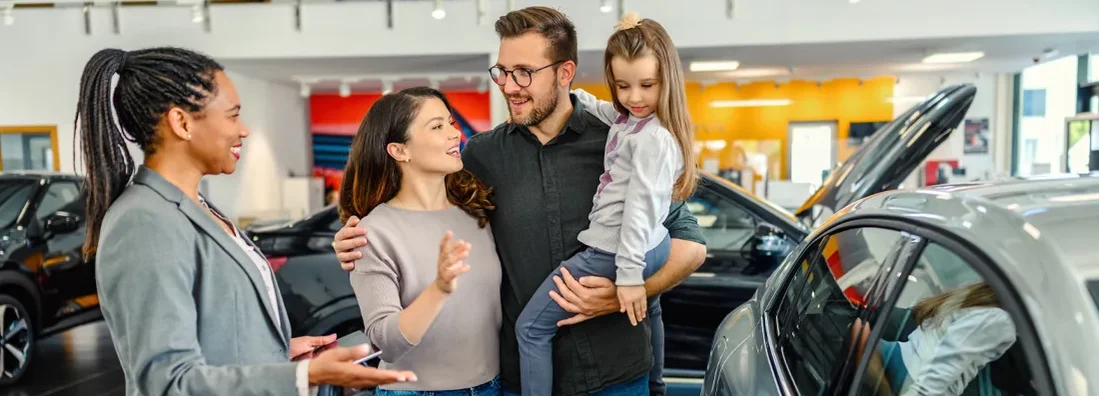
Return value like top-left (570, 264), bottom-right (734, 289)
top-left (710, 99), bottom-right (792, 108)
top-left (689, 61), bottom-right (741, 72)
top-left (922, 52), bottom-right (985, 64)
top-left (849, 0), bottom-right (860, 3)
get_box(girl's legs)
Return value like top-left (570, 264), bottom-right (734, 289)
top-left (516, 248), bottom-right (614, 396)
top-left (643, 235), bottom-right (671, 396)
top-left (516, 234), bottom-right (671, 396)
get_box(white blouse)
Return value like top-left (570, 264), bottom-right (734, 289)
top-left (898, 307), bottom-right (1017, 396)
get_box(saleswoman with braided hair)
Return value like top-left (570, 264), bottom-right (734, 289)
top-left (79, 46), bottom-right (416, 396)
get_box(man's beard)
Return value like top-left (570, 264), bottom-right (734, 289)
top-left (509, 89), bottom-right (558, 127)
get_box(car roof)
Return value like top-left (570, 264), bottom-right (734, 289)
top-left (851, 176), bottom-right (1099, 279)
top-left (0, 170), bottom-right (82, 180)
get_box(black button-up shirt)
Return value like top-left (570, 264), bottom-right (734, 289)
top-left (463, 94), bottom-right (705, 395)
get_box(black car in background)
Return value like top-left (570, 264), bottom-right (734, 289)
top-left (0, 172), bottom-right (97, 386)
top-left (254, 84), bottom-right (976, 382)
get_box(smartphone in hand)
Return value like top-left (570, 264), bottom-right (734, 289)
top-left (318, 330), bottom-right (383, 366)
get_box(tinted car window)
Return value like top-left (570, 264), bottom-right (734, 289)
top-left (686, 184), bottom-right (758, 251)
top-left (859, 242), bottom-right (1034, 396)
top-left (0, 180), bottom-right (38, 228)
top-left (36, 181), bottom-right (80, 220)
top-left (774, 227), bottom-right (906, 394)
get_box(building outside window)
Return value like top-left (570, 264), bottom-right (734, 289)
top-left (1015, 55), bottom-right (1078, 177)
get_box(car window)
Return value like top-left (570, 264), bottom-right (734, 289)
top-left (687, 184), bottom-right (759, 251)
top-left (856, 242), bottom-right (1036, 396)
top-left (36, 181), bottom-right (81, 220)
top-left (0, 180), bottom-right (37, 228)
top-left (773, 227), bottom-right (910, 394)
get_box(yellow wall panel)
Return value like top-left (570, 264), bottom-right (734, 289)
top-left (574, 76), bottom-right (895, 179)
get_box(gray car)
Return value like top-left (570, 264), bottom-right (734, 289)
top-left (701, 175), bottom-right (1099, 396)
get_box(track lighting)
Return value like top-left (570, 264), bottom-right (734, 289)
top-left (599, 0), bottom-right (611, 13)
top-left (431, 0), bottom-right (445, 20)
top-left (299, 83), bottom-right (311, 98)
top-left (338, 82), bottom-right (350, 98)
top-left (382, 80), bottom-right (394, 95)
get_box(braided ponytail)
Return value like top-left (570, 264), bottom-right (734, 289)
top-left (75, 47), bottom-right (223, 258)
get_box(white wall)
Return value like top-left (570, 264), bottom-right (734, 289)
top-left (893, 72), bottom-right (1008, 186)
top-left (203, 71), bottom-right (310, 221)
top-left (0, 51), bottom-right (308, 221)
top-left (0, 0), bottom-right (1096, 60)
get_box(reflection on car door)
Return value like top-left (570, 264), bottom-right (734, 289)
top-left (36, 181), bottom-right (95, 312)
top-left (768, 225), bottom-right (920, 394)
top-left (661, 182), bottom-right (769, 372)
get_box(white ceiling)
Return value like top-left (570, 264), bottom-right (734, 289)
top-left (220, 32), bottom-right (1099, 93)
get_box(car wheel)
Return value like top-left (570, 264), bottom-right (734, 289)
top-left (0, 295), bottom-right (34, 386)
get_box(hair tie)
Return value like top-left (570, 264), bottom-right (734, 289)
top-left (614, 12), bottom-right (642, 31)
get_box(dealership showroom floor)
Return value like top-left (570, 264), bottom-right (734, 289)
top-left (2, 0), bottom-right (1099, 395)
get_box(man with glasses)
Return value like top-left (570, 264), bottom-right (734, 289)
top-left (331, 6), bottom-right (706, 396)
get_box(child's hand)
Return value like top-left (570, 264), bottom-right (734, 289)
top-left (616, 285), bottom-right (647, 326)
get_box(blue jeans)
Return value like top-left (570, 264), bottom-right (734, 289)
top-left (503, 374), bottom-right (649, 396)
top-left (879, 340), bottom-right (908, 392)
top-left (516, 235), bottom-right (671, 396)
top-left (374, 375), bottom-right (501, 396)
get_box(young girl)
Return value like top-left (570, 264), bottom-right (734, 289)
top-left (515, 12), bottom-right (697, 396)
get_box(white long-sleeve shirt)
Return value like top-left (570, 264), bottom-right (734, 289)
top-left (572, 89), bottom-right (683, 286)
top-left (899, 306), bottom-right (1017, 396)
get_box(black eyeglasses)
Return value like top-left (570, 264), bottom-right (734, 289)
top-left (488, 61), bottom-right (565, 88)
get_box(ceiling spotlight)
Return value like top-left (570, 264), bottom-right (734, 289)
top-left (382, 80), bottom-right (394, 95)
top-left (849, 0), bottom-right (860, 3)
top-left (339, 82), bottom-right (351, 98)
top-left (191, 4), bottom-right (204, 24)
top-left (2, 5), bottom-right (13, 26)
top-left (431, 0), bottom-right (445, 19)
top-left (599, 0), bottom-right (612, 13)
top-left (299, 83), bottom-right (311, 98)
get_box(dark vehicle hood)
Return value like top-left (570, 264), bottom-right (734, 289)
top-left (794, 84), bottom-right (977, 226)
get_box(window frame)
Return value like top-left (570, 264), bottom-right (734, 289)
top-left (840, 218), bottom-right (1057, 396)
top-left (763, 218), bottom-right (926, 395)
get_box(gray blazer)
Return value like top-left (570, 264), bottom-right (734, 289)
top-left (96, 167), bottom-right (300, 395)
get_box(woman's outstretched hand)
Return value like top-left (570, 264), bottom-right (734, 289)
top-left (434, 231), bottom-right (471, 294)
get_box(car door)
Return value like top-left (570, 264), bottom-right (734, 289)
top-left (35, 180), bottom-right (94, 311)
top-left (662, 177), bottom-right (804, 373)
top-left (764, 222), bottom-right (923, 395)
top-left (846, 227), bottom-right (1053, 396)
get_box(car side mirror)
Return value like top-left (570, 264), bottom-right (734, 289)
top-left (742, 223), bottom-right (793, 276)
top-left (45, 211), bottom-right (80, 234)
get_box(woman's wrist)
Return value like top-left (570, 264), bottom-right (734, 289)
top-left (429, 280), bottom-right (452, 296)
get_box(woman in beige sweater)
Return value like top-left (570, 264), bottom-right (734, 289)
top-left (338, 87), bottom-right (503, 395)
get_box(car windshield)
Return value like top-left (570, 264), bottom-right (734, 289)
top-left (0, 179), bottom-right (38, 229)
top-left (796, 104), bottom-right (923, 226)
